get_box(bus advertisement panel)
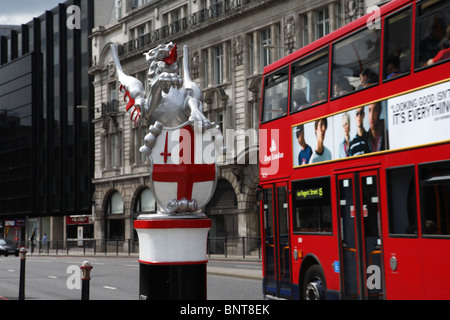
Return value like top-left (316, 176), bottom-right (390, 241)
top-left (292, 80), bottom-right (450, 167)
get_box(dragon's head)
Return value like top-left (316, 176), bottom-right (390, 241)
top-left (145, 42), bottom-right (178, 73)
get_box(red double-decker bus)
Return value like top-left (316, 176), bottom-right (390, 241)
top-left (259, 0), bottom-right (450, 300)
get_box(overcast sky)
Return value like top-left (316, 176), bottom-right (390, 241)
top-left (0, 1), bottom-right (64, 25)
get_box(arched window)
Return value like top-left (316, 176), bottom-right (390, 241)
top-left (105, 191), bottom-right (124, 240)
top-left (135, 188), bottom-right (157, 214)
top-left (106, 191), bottom-right (124, 214)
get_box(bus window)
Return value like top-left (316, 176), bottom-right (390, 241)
top-left (416, 0), bottom-right (450, 68)
top-left (387, 166), bottom-right (418, 236)
top-left (290, 49), bottom-right (329, 113)
top-left (419, 161), bottom-right (450, 236)
top-left (384, 7), bottom-right (412, 80)
top-left (332, 27), bottom-right (380, 98)
top-left (292, 177), bottom-right (332, 234)
top-left (262, 67), bottom-right (289, 122)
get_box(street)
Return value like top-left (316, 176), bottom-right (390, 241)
top-left (0, 255), bottom-right (263, 300)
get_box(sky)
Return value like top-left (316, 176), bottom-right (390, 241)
top-left (0, 0), bottom-right (64, 25)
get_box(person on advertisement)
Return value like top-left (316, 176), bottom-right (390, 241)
top-left (367, 102), bottom-right (386, 152)
top-left (310, 117), bottom-right (332, 163)
top-left (349, 106), bottom-right (370, 156)
top-left (295, 124), bottom-right (313, 165)
top-left (339, 112), bottom-right (351, 158)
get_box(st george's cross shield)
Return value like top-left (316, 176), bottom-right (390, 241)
top-left (148, 122), bottom-right (221, 214)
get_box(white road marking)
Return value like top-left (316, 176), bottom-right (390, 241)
top-left (103, 286), bottom-right (117, 290)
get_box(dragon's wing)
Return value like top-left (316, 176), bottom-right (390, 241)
top-left (110, 44), bottom-right (146, 124)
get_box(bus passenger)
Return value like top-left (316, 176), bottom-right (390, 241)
top-left (358, 68), bottom-right (378, 89)
top-left (386, 56), bottom-right (402, 79)
top-left (310, 118), bottom-right (332, 163)
top-left (311, 88), bottom-right (327, 105)
top-left (333, 76), bottom-right (354, 97)
top-left (292, 90), bottom-right (308, 112)
top-left (296, 124), bottom-right (313, 165)
top-left (426, 38), bottom-right (450, 66)
top-left (349, 107), bottom-right (370, 156)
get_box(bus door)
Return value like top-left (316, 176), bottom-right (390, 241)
top-left (262, 182), bottom-right (292, 298)
top-left (337, 170), bottom-right (384, 300)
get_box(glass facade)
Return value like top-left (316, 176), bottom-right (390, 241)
top-left (0, 0), bottom-right (94, 219)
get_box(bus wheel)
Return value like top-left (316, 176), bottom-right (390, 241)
top-left (303, 265), bottom-right (326, 300)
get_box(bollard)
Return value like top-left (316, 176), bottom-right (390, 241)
top-left (18, 248), bottom-right (27, 300)
top-left (80, 261), bottom-right (93, 300)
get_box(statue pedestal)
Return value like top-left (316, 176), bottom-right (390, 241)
top-left (135, 214), bottom-right (211, 300)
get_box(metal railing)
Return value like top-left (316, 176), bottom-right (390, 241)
top-left (118, 0), bottom-right (269, 56)
top-left (14, 236), bottom-right (261, 259)
top-left (18, 239), bottom-right (139, 256)
top-left (207, 236), bottom-right (261, 259)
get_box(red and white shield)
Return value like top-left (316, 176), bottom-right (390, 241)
top-left (149, 123), bottom-right (219, 214)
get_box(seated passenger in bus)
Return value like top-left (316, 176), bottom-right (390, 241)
top-left (291, 89), bottom-right (309, 112)
top-left (311, 88), bottom-right (327, 105)
top-left (418, 18), bottom-right (447, 66)
top-left (333, 76), bottom-right (354, 97)
top-left (358, 68), bottom-right (378, 89)
top-left (425, 38), bottom-right (450, 66)
top-left (386, 56), bottom-right (402, 79)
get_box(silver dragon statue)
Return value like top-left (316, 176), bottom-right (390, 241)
top-left (110, 42), bottom-right (216, 153)
top-left (110, 42), bottom-right (223, 215)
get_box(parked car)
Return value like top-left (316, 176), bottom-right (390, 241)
top-left (0, 239), bottom-right (19, 257)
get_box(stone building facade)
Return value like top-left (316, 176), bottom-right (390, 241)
top-left (89, 0), bottom-right (378, 251)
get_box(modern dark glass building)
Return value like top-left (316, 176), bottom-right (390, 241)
top-left (0, 0), bottom-right (94, 243)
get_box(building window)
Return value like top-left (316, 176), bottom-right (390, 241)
top-left (106, 191), bottom-right (124, 215)
top-left (260, 28), bottom-right (272, 68)
top-left (204, 89), bottom-right (225, 133)
top-left (102, 118), bottom-right (122, 170)
top-left (203, 42), bottom-right (229, 87)
top-left (109, 82), bottom-right (117, 103)
top-left (316, 7), bottom-right (330, 40)
top-left (115, 0), bottom-right (122, 19)
top-left (131, 123), bottom-right (149, 165)
top-left (135, 188), bottom-right (157, 214)
top-left (214, 45), bottom-right (223, 84)
top-left (248, 34), bottom-right (254, 74)
top-left (105, 191), bottom-right (124, 240)
top-left (302, 15), bottom-right (309, 47)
